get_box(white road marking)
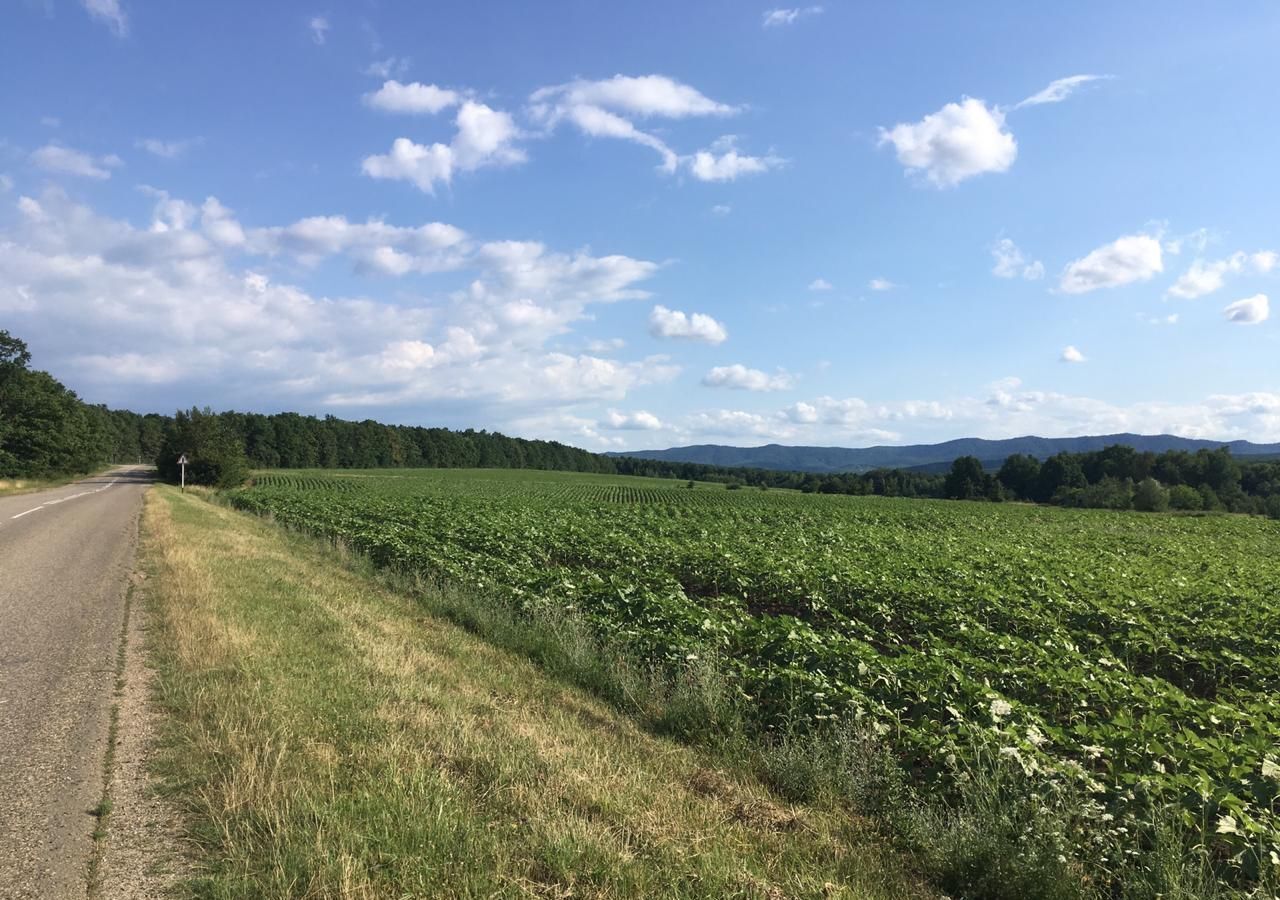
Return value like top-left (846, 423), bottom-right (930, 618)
top-left (5, 477), bottom-right (123, 522)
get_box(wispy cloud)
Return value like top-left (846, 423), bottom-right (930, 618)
top-left (762, 6), bottom-right (823, 27)
top-left (1014, 74), bottom-right (1111, 109)
top-left (81, 0), bottom-right (127, 37)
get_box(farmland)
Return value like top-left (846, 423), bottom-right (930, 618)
top-left (231, 468), bottom-right (1280, 887)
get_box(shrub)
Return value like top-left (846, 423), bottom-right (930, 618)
top-left (1133, 478), bottom-right (1170, 512)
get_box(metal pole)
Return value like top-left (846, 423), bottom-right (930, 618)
top-left (181, 461), bottom-right (185, 492)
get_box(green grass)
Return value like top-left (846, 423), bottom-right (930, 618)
top-left (142, 485), bottom-right (930, 899)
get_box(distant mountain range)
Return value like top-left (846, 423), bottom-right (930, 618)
top-left (608, 434), bottom-right (1280, 474)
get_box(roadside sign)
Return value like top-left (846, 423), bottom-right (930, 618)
top-left (177, 454), bottom-right (188, 465)
top-left (178, 454), bottom-right (188, 491)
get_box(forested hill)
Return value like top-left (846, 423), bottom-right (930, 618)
top-left (609, 435), bottom-right (1280, 474)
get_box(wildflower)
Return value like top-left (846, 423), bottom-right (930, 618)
top-left (1026, 725), bottom-right (1047, 747)
top-left (990, 698), bottom-right (1013, 721)
top-left (1215, 814), bottom-right (1240, 836)
top-left (1083, 744), bottom-right (1105, 759)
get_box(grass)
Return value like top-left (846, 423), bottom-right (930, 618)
top-left (141, 485), bottom-right (931, 899)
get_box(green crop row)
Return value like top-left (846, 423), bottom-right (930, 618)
top-left (230, 467), bottom-right (1280, 887)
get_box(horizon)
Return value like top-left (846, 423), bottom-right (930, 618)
top-left (3, 2), bottom-right (1278, 451)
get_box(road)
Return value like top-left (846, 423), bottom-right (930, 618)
top-left (0, 467), bottom-right (152, 899)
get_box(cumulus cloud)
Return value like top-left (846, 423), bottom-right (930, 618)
top-left (0, 188), bottom-right (675, 425)
top-left (363, 80), bottom-right (460, 115)
top-left (991, 238), bottom-right (1044, 280)
top-left (528, 75), bottom-right (738, 173)
top-left (648, 305), bottom-right (728, 344)
top-left (808, 278), bottom-right (832, 291)
top-left (30, 144), bottom-right (123, 179)
top-left (702, 364), bottom-right (796, 391)
top-left (868, 278), bottom-right (895, 291)
top-left (82, 0), bottom-right (127, 36)
top-left (1060, 345), bottom-right (1087, 363)
top-left (603, 409), bottom-right (663, 430)
top-left (685, 136), bottom-right (783, 182)
top-left (1223, 294), bottom-right (1269, 325)
top-left (1167, 250), bottom-right (1276, 299)
top-left (879, 97), bottom-right (1016, 187)
top-left (1059, 234), bottom-right (1163, 294)
top-left (362, 100), bottom-right (524, 192)
top-left (1014, 74), bottom-right (1110, 109)
top-left (309, 15), bottom-right (330, 45)
top-left (762, 6), bottom-right (823, 27)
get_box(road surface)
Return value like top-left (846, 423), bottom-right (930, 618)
top-left (0, 467), bottom-right (152, 899)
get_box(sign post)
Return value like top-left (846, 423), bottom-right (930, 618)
top-left (177, 453), bottom-right (188, 492)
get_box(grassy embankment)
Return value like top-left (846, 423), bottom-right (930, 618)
top-left (141, 485), bottom-right (931, 898)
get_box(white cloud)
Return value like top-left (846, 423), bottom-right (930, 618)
top-left (603, 409), bottom-right (663, 430)
top-left (1223, 294), bottom-right (1269, 325)
top-left (868, 278), bottom-right (895, 291)
top-left (201, 198), bottom-right (246, 248)
top-left (363, 80), bottom-right (460, 115)
top-left (1060, 345), bottom-right (1087, 363)
top-left (309, 15), bottom-right (330, 45)
top-left (782, 401), bottom-right (818, 424)
top-left (648, 305), bottom-right (728, 344)
top-left (1014, 74), bottom-right (1109, 109)
top-left (0, 175), bottom-right (12, 193)
top-left (586, 337), bottom-right (626, 353)
top-left (762, 6), bottom-right (823, 27)
top-left (1059, 234), bottom-right (1163, 294)
top-left (136, 137), bottom-right (200, 159)
top-left (710, 204), bottom-right (732, 216)
top-left (528, 75), bottom-right (737, 173)
top-left (82, 0), bottom-right (127, 36)
top-left (702, 364), bottom-right (796, 391)
top-left (532, 75), bottom-right (737, 120)
top-left (808, 278), bottom-right (832, 291)
top-left (991, 237), bottom-right (1044, 280)
top-left (879, 97), bottom-right (1016, 187)
top-left (362, 101), bottom-right (524, 193)
top-left (0, 188), bottom-right (675, 424)
top-left (1167, 250), bottom-right (1276, 299)
top-left (30, 144), bottom-right (123, 179)
top-left (685, 136), bottom-right (783, 182)
top-left (364, 57), bottom-right (410, 79)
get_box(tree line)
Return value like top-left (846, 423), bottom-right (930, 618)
top-left (4, 328), bottom-right (1278, 517)
top-left (1, 329), bottom-right (609, 486)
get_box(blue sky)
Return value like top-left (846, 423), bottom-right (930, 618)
top-left (2, 1), bottom-right (1278, 449)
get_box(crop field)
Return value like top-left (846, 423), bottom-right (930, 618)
top-left (233, 468), bottom-right (1280, 881)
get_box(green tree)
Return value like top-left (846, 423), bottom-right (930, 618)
top-left (1132, 477), bottom-right (1170, 512)
top-left (1168, 484), bottom-right (1202, 511)
top-left (944, 456), bottom-right (987, 500)
top-left (157, 408), bottom-right (250, 488)
top-left (997, 453), bottom-right (1041, 500)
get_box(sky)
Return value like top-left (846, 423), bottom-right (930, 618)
top-left (2, 1), bottom-right (1278, 450)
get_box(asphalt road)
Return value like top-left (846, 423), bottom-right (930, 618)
top-left (0, 467), bottom-right (152, 899)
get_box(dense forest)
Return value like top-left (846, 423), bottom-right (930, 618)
top-left (3, 329), bottom-right (1278, 516)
